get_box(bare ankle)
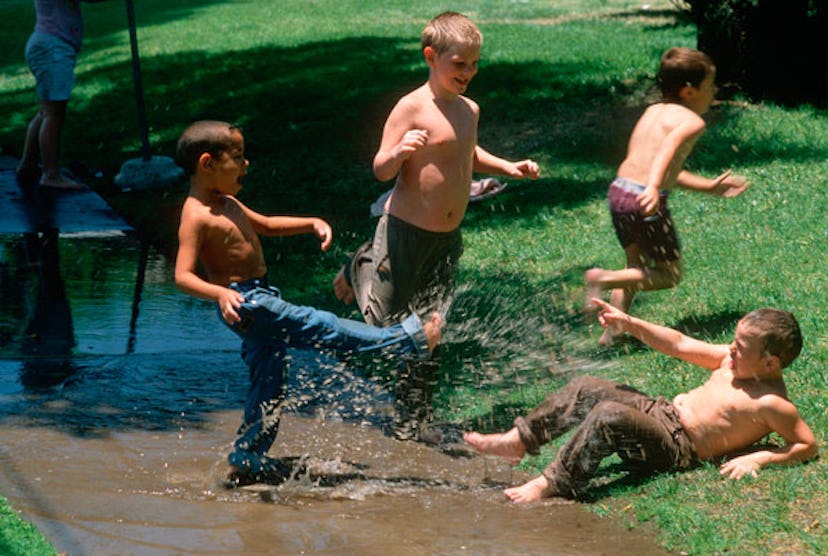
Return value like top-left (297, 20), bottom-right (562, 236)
top-left (423, 312), bottom-right (443, 353)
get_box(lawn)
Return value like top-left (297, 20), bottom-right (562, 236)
top-left (1, 0), bottom-right (825, 554)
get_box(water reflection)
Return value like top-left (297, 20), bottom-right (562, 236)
top-left (17, 229), bottom-right (78, 388)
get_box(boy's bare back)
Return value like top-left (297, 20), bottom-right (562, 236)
top-left (381, 83), bottom-right (479, 232)
top-left (617, 102), bottom-right (705, 191)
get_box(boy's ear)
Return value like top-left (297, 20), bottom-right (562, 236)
top-left (197, 152), bottom-right (213, 172)
top-left (423, 46), bottom-right (437, 66)
top-left (764, 353), bottom-right (782, 375)
top-left (678, 84), bottom-right (697, 102)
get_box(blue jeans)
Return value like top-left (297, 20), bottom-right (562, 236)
top-left (222, 278), bottom-right (430, 474)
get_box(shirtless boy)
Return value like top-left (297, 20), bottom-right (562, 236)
top-left (173, 121), bottom-right (441, 485)
top-left (464, 298), bottom-right (817, 502)
top-left (585, 47), bottom-right (749, 345)
top-left (333, 12), bottom-right (539, 440)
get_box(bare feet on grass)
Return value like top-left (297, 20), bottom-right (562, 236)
top-left (504, 475), bottom-right (550, 503)
top-left (333, 267), bottom-right (354, 304)
top-left (423, 312), bottom-right (443, 353)
top-left (462, 428), bottom-right (525, 465)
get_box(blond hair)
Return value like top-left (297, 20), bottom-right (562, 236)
top-left (421, 11), bottom-right (482, 55)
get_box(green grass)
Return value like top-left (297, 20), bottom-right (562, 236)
top-left (0, 496), bottom-right (55, 556)
top-left (1, 1), bottom-right (826, 553)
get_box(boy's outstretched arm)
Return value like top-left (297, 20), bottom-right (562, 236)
top-left (237, 198), bottom-right (332, 251)
top-left (473, 146), bottom-right (539, 179)
top-left (677, 169), bottom-right (749, 197)
top-left (592, 298), bottom-right (729, 369)
top-left (719, 400), bottom-right (818, 479)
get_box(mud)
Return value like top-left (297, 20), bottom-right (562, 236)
top-left (0, 235), bottom-right (668, 555)
top-left (0, 413), bottom-right (668, 556)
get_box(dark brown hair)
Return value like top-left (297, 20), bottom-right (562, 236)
top-left (175, 120), bottom-right (241, 177)
top-left (740, 308), bottom-right (803, 369)
top-left (657, 47), bottom-right (716, 102)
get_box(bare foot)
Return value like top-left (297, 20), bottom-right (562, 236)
top-left (40, 174), bottom-right (85, 190)
top-left (504, 475), bottom-right (550, 503)
top-left (583, 268), bottom-right (604, 312)
top-left (463, 428), bottom-right (525, 465)
top-left (598, 327), bottom-right (622, 347)
top-left (423, 312), bottom-right (443, 353)
top-left (333, 267), bottom-right (354, 304)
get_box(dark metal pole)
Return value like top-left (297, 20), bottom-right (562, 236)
top-left (126, 0), bottom-right (152, 162)
top-left (127, 239), bottom-right (149, 354)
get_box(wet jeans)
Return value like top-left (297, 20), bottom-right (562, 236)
top-left (221, 278), bottom-right (430, 475)
top-left (514, 376), bottom-right (697, 498)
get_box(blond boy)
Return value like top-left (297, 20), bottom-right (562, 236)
top-left (586, 47), bottom-right (749, 345)
top-left (334, 12), bottom-right (539, 440)
top-left (465, 298), bottom-right (817, 502)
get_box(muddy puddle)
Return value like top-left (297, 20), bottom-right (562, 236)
top-left (0, 234), bottom-right (668, 555)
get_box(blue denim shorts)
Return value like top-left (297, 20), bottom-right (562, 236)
top-left (26, 32), bottom-right (78, 101)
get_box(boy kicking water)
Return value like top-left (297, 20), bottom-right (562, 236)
top-left (464, 298), bottom-right (817, 502)
top-left (333, 12), bottom-right (539, 441)
top-left (173, 121), bottom-right (441, 486)
top-left (585, 47), bottom-right (749, 345)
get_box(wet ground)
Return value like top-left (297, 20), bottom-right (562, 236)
top-left (0, 233), bottom-right (668, 555)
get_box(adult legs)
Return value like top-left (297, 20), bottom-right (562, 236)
top-left (17, 100), bottom-right (71, 188)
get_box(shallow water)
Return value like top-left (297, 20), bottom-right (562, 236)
top-left (0, 234), bottom-right (667, 555)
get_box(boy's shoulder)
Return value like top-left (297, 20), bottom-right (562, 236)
top-left (395, 84), bottom-right (478, 112)
top-left (644, 102), bottom-right (705, 127)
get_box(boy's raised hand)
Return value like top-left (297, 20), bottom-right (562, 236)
top-left (396, 129), bottom-right (429, 160)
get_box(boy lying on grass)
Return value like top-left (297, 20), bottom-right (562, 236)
top-left (464, 298), bottom-right (817, 502)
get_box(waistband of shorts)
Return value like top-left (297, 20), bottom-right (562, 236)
top-left (228, 276), bottom-right (269, 292)
top-left (611, 177), bottom-right (669, 197)
top-left (652, 397), bottom-right (698, 464)
top-left (385, 213), bottom-right (461, 240)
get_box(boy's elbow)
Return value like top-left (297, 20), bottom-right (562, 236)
top-left (373, 165), bottom-right (393, 183)
top-left (803, 441), bottom-right (819, 462)
top-left (173, 272), bottom-right (188, 293)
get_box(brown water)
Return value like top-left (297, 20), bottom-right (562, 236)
top-left (0, 235), bottom-right (669, 555)
top-left (0, 414), bottom-right (668, 556)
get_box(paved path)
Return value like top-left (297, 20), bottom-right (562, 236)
top-left (0, 155), bottom-right (132, 235)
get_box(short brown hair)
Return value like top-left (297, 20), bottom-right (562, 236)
top-left (175, 120), bottom-right (241, 177)
top-left (740, 309), bottom-right (803, 369)
top-left (657, 47), bottom-right (715, 102)
top-left (421, 11), bottom-right (482, 55)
